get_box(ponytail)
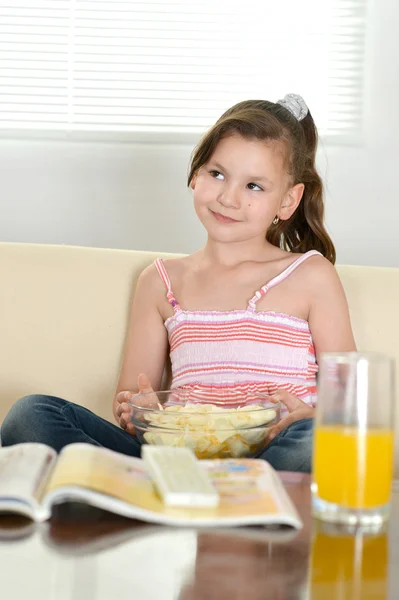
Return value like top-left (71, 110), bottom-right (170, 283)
top-left (267, 110), bottom-right (336, 264)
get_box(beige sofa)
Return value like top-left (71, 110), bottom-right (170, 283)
top-left (1, 242), bottom-right (398, 471)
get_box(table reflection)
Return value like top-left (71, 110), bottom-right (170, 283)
top-left (309, 521), bottom-right (388, 600)
top-left (0, 502), bottom-right (391, 600)
top-left (178, 529), bottom-right (309, 600)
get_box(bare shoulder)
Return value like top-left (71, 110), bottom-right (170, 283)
top-left (136, 255), bottom-right (195, 312)
top-left (134, 263), bottom-right (170, 310)
top-left (296, 254), bottom-right (347, 305)
top-left (161, 253), bottom-right (199, 279)
top-left (298, 253), bottom-right (341, 284)
top-left (302, 254), bottom-right (356, 353)
top-left (138, 254), bottom-right (191, 282)
top-left (136, 262), bottom-right (163, 290)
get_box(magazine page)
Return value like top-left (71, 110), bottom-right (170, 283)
top-left (0, 443), bottom-right (57, 520)
top-left (42, 444), bottom-right (302, 529)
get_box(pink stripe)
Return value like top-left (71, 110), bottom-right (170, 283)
top-left (169, 321), bottom-right (310, 338)
top-left (167, 315), bottom-right (310, 337)
top-left (172, 380), bottom-right (314, 389)
top-left (170, 332), bottom-right (309, 349)
top-left (169, 387), bottom-right (314, 397)
top-left (174, 370), bottom-right (310, 382)
top-left (173, 375), bottom-right (311, 388)
top-left (168, 384), bottom-right (316, 410)
top-left (170, 334), bottom-right (309, 350)
top-left (166, 310), bottom-right (310, 329)
top-left (173, 361), bottom-right (308, 373)
top-left (170, 330), bottom-right (310, 346)
top-left (173, 378), bottom-right (311, 392)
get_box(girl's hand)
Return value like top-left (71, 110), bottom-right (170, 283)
top-left (116, 373), bottom-right (154, 434)
top-left (268, 390), bottom-right (314, 441)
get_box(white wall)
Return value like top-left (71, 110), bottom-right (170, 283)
top-left (0, 0), bottom-right (398, 267)
top-left (0, 139), bottom-right (202, 255)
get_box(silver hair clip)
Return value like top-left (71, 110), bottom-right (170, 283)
top-left (277, 94), bottom-right (308, 121)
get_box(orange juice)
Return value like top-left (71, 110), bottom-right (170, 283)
top-left (313, 426), bottom-right (394, 509)
top-left (310, 530), bottom-right (388, 599)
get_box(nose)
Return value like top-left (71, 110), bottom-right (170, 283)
top-left (217, 184), bottom-right (240, 209)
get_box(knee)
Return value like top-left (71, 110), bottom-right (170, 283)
top-left (293, 427), bottom-right (313, 473)
top-left (259, 418), bottom-right (314, 473)
top-left (1, 394), bottom-right (53, 446)
top-left (284, 418), bottom-right (313, 473)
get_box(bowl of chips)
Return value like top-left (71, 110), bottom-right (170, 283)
top-left (129, 389), bottom-right (280, 459)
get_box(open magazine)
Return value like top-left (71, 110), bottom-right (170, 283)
top-left (0, 443), bottom-right (302, 529)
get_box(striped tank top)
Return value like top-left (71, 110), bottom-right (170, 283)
top-left (154, 251), bottom-right (320, 415)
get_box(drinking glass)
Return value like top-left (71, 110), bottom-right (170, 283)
top-left (312, 352), bottom-right (395, 525)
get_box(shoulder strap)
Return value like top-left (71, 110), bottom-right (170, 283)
top-left (248, 250), bottom-right (322, 311)
top-left (154, 259), bottom-right (181, 313)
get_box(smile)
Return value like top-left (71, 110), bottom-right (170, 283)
top-left (210, 210), bottom-right (240, 224)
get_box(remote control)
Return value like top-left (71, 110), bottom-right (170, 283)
top-left (142, 445), bottom-right (220, 508)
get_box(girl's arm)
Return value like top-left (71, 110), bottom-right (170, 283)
top-left (307, 257), bottom-right (357, 361)
top-left (268, 257), bottom-right (356, 439)
top-left (112, 265), bottom-right (169, 426)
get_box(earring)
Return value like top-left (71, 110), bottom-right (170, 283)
top-left (272, 216), bottom-right (279, 225)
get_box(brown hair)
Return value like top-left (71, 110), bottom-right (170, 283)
top-left (188, 99), bottom-right (336, 264)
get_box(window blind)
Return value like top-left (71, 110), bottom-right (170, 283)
top-left (0, 0), bottom-right (367, 140)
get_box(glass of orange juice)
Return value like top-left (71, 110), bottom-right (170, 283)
top-left (312, 352), bottom-right (395, 526)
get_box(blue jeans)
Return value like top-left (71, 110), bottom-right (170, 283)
top-left (0, 395), bottom-right (313, 473)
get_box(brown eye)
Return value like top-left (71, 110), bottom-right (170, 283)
top-left (247, 182), bottom-right (263, 191)
top-left (209, 170), bottom-right (224, 180)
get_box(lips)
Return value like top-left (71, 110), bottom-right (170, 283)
top-left (210, 210), bottom-right (240, 224)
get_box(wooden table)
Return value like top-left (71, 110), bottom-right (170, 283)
top-left (0, 473), bottom-right (396, 599)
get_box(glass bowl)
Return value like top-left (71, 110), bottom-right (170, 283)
top-left (128, 389), bottom-right (280, 459)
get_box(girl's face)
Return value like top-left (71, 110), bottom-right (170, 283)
top-left (191, 134), bottom-right (304, 245)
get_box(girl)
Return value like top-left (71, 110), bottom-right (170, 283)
top-left (1, 94), bottom-right (356, 472)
